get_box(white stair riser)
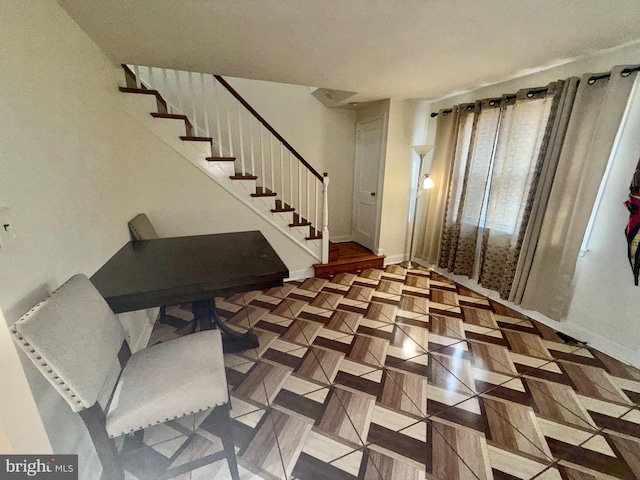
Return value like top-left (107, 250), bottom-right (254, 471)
top-left (269, 211), bottom-right (295, 228)
top-left (288, 227), bottom-right (309, 242)
top-left (249, 196), bottom-right (277, 213)
top-left (150, 117), bottom-right (189, 141)
top-left (208, 161), bottom-right (236, 177)
top-left (231, 180), bottom-right (257, 195)
top-left (306, 239), bottom-right (322, 257)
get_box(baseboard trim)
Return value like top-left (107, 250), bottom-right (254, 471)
top-left (286, 267), bottom-right (315, 281)
top-left (330, 235), bottom-right (352, 243)
top-left (419, 260), bottom-right (640, 368)
top-left (383, 254), bottom-right (406, 266)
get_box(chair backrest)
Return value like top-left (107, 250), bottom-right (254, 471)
top-left (128, 213), bottom-right (159, 241)
top-left (9, 274), bottom-right (126, 412)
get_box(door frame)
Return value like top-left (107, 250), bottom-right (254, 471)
top-left (352, 113), bottom-right (388, 254)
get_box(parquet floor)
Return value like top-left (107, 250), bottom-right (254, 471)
top-left (122, 266), bottom-right (640, 480)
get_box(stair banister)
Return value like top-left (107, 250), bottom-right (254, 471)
top-left (128, 65), bottom-right (331, 263)
top-left (213, 76), bottom-right (324, 182)
top-left (322, 173), bottom-right (330, 264)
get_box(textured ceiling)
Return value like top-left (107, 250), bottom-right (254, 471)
top-left (57, 0), bottom-right (640, 103)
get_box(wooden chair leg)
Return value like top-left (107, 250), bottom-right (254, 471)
top-left (121, 429), bottom-right (144, 453)
top-left (79, 405), bottom-right (124, 480)
top-left (214, 403), bottom-right (240, 480)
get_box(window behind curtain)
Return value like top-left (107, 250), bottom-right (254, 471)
top-left (439, 88), bottom-right (556, 297)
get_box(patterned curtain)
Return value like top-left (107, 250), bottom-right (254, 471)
top-left (438, 86), bottom-right (561, 298)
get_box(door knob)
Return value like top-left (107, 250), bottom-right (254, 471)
top-left (370, 192), bottom-right (376, 197)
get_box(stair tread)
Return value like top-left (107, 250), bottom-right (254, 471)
top-left (119, 87), bottom-right (159, 95)
top-left (151, 112), bottom-right (192, 124)
top-left (306, 235), bottom-right (322, 240)
top-left (230, 174), bottom-right (258, 180)
top-left (180, 136), bottom-right (212, 142)
top-left (289, 222), bottom-right (311, 227)
top-left (120, 86), bottom-right (168, 114)
top-left (271, 207), bottom-right (295, 212)
top-left (252, 192), bottom-right (278, 197)
top-left (314, 253), bottom-right (385, 267)
top-left (206, 157), bottom-right (236, 162)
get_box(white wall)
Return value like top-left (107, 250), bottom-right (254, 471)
top-left (376, 99), bottom-right (431, 262)
top-left (0, 307), bottom-right (52, 455)
top-left (0, 2), bottom-right (144, 476)
top-left (227, 77), bottom-right (357, 240)
top-left (424, 43), bottom-right (640, 367)
top-left (564, 77), bottom-right (640, 365)
top-left (0, 0), bottom-right (318, 476)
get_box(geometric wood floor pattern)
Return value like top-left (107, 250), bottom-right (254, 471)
top-left (123, 266), bottom-right (640, 480)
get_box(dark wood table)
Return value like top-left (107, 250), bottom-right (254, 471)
top-left (91, 231), bottom-right (289, 352)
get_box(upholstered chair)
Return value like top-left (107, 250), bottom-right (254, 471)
top-left (127, 213), bottom-right (159, 241)
top-left (9, 274), bottom-right (239, 480)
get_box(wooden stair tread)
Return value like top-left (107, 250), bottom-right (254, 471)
top-left (306, 234), bottom-right (322, 240)
top-left (251, 187), bottom-right (277, 197)
top-left (180, 136), bottom-right (212, 142)
top-left (151, 113), bottom-right (193, 135)
top-left (313, 254), bottom-right (386, 278)
top-left (151, 112), bottom-right (192, 124)
top-left (271, 207), bottom-right (295, 212)
top-left (119, 86), bottom-right (168, 113)
top-left (206, 157), bottom-right (236, 162)
top-left (315, 253), bottom-right (384, 266)
top-left (230, 174), bottom-right (258, 180)
top-left (289, 221), bottom-right (311, 227)
top-left (119, 87), bottom-right (159, 95)
top-left (328, 241), bottom-right (339, 262)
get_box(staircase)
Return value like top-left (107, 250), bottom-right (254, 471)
top-left (119, 64), bottom-right (329, 262)
top-left (314, 241), bottom-right (385, 278)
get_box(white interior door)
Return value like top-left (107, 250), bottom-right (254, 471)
top-left (352, 118), bottom-right (384, 251)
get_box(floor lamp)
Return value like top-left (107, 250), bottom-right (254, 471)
top-left (400, 144), bottom-right (434, 269)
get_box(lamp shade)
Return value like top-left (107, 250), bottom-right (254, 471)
top-left (422, 175), bottom-right (435, 189)
top-left (412, 144), bottom-right (434, 157)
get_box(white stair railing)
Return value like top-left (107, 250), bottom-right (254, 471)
top-left (132, 65), bottom-right (330, 263)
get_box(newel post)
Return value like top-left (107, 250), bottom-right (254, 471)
top-left (321, 173), bottom-right (330, 264)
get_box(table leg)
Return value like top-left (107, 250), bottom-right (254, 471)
top-left (192, 299), bottom-right (259, 353)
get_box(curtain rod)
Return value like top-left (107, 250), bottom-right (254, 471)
top-left (430, 87), bottom-right (547, 117)
top-left (431, 64), bottom-right (640, 117)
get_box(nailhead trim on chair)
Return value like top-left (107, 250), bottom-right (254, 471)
top-left (108, 401), bottom-right (227, 438)
top-left (129, 223), bottom-right (142, 241)
top-left (9, 276), bottom-right (91, 411)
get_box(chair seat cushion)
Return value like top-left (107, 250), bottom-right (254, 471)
top-left (106, 329), bottom-right (227, 438)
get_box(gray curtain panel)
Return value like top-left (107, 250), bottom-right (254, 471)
top-left (509, 78), bottom-right (579, 304)
top-left (415, 107), bottom-right (459, 265)
top-left (520, 66), bottom-right (640, 319)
